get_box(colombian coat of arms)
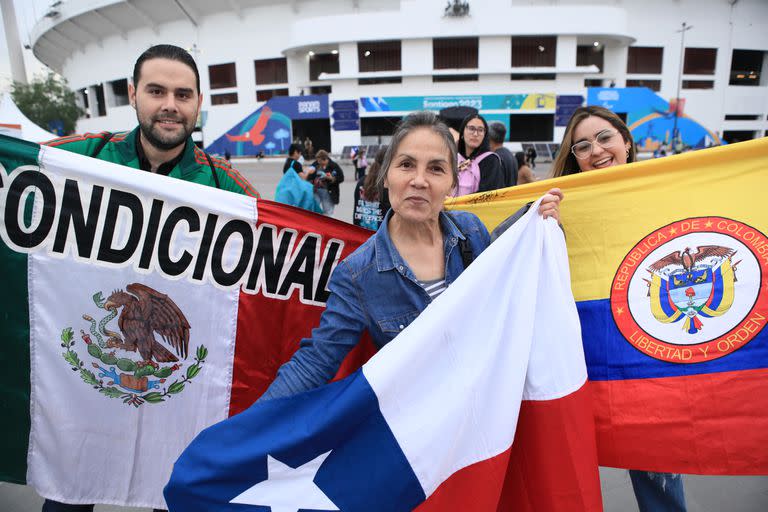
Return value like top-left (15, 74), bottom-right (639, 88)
top-left (611, 217), bottom-right (767, 364)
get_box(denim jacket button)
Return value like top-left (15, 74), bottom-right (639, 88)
top-left (399, 324), bottom-right (405, 330)
top-left (451, 237), bottom-right (457, 243)
top-left (398, 265), bottom-right (404, 271)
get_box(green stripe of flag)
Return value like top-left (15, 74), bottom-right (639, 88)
top-left (0, 135), bottom-right (45, 483)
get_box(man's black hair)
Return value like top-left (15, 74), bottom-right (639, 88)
top-left (133, 44), bottom-right (200, 93)
top-left (288, 143), bottom-right (303, 157)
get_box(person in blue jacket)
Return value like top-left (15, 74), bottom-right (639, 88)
top-left (262, 111), bottom-right (562, 400)
top-left (275, 161), bottom-right (323, 213)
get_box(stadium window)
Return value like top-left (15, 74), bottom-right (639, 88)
top-left (682, 80), bottom-right (714, 89)
top-left (433, 74), bottom-right (479, 82)
top-left (511, 36), bottom-right (556, 67)
top-left (209, 63), bottom-right (237, 89)
top-left (109, 79), bottom-right (129, 107)
top-left (510, 73), bottom-right (556, 81)
top-left (683, 48), bottom-right (717, 75)
top-left (729, 49), bottom-right (763, 86)
top-left (358, 76), bottom-right (402, 85)
top-left (577, 45), bottom-right (604, 72)
top-left (256, 89), bottom-right (289, 102)
top-left (626, 79), bottom-right (661, 92)
top-left (724, 114), bottom-right (760, 120)
top-left (433, 37), bottom-right (479, 70)
top-left (94, 83), bottom-right (106, 117)
top-left (627, 47), bottom-right (663, 74)
top-left (255, 58), bottom-right (288, 85)
top-left (358, 41), bottom-right (401, 72)
top-left (584, 78), bottom-right (604, 87)
top-left (310, 85), bottom-right (332, 95)
top-left (211, 93), bottom-right (238, 105)
top-left (309, 53), bottom-right (339, 81)
top-left (77, 88), bottom-right (90, 118)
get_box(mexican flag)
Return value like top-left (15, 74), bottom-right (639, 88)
top-left (0, 135), bottom-right (374, 508)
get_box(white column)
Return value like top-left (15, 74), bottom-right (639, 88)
top-left (603, 45), bottom-right (628, 88)
top-left (338, 42), bottom-right (359, 76)
top-left (402, 39), bottom-right (432, 74)
top-left (556, 35), bottom-right (577, 69)
top-left (1, 0), bottom-right (27, 84)
top-left (286, 51), bottom-right (310, 96)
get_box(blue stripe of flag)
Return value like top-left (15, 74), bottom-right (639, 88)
top-left (165, 370), bottom-right (425, 511)
top-left (579, 299), bottom-right (768, 380)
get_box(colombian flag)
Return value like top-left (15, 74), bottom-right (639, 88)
top-left (448, 137), bottom-right (768, 475)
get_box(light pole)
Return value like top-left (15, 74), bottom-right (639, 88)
top-left (673, 22), bottom-right (693, 153)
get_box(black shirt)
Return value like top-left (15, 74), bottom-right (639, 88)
top-left (494, 146), bottom-right (518, 187)
top-left (135, 134), bottom-right (186, 175)
top-left (476, 153), bottom-right (505, 192)
top-left (282, 157), bottom-right (303, 174)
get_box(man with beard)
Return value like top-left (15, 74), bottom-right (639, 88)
top-left (45, 44), bottom-right (259, 198)
top-left (39, 44), bottom-right (257, 512)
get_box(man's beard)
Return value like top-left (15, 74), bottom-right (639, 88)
top-left (137, 111), bottom-right (193, 151)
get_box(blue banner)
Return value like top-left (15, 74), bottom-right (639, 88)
top-left (206, 95), bottom-right (328, 156)
top-left (359, 94), bottom-right (555, 113)
top-left (587, 87), bottom-right (719, 151)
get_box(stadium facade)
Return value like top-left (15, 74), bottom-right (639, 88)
top-left (30, 0), bottom-right (768, 156)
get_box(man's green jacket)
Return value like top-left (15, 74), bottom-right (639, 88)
top-left (45, 127), bottom-right (259, 197)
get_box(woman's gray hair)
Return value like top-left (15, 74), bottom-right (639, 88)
top-left (374, 111), bottom-right (458, 196)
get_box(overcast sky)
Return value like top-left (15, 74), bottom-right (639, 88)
top-left (0, 0), bottom-right (54, 93)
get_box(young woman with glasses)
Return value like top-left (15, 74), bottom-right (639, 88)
top-left (455, 113), bottom-right (506, 195)
top-left (552, 105), bottom-right (688, 512)
top-left (551, 105), bottom-right (637, 177)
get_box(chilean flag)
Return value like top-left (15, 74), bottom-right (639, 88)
top-left (164, 201), bottom-right (602, 511)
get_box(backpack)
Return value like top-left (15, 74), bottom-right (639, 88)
top-left (453, 151), bottom-right (496, 197)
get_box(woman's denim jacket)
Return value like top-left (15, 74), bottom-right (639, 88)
top-left (262, 209), bottom-right (490, 400)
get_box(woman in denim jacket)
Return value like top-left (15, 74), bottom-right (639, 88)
top-left (262, 111), bottom-right (562, 401)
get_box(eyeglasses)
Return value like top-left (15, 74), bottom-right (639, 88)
top-left (465, 126), bottom-right (485, 135)
top-left (571, 129), bottom-right (620, 159)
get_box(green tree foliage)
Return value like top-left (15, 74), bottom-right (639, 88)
top-left (11, 72), bottom-right (83, 135)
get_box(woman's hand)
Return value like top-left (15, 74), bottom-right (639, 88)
top-left (538, 188), bottom-right (563, 222)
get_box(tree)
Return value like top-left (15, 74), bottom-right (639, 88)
top-left (11, 72), bottom-right (83, 135)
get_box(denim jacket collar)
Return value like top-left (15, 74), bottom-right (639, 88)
top-left (374, 209), bottom-right (466, 273)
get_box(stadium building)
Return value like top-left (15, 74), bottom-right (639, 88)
top-left (29, 0), bottom-right (768, 157)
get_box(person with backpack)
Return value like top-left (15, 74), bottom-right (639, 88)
top-left (454, 113), bottom-right (505, 196)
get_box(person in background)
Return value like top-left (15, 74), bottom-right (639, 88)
top-left (487, 121), bottom-right (518, 187)
top-left (353, 146), bottom-right (390, 230)
top-left (275, 160), bottom-right (322, 214)
top-left (515, 152), bottom-right (536, 185)
top-left (283, 143), bottom-right (304, 174)
top-left (551, 105), bottom-right (686, 512)
top-left (260, 111), bottom-right (562, 401)
top-left (526, 145), bottom-right (538, 169)
top-left (455, 113), bottom-right (505, 196)
top-left (308, 149), bottom-right (344, 216)
top-left (353, 147), bottom-right (368, 180)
